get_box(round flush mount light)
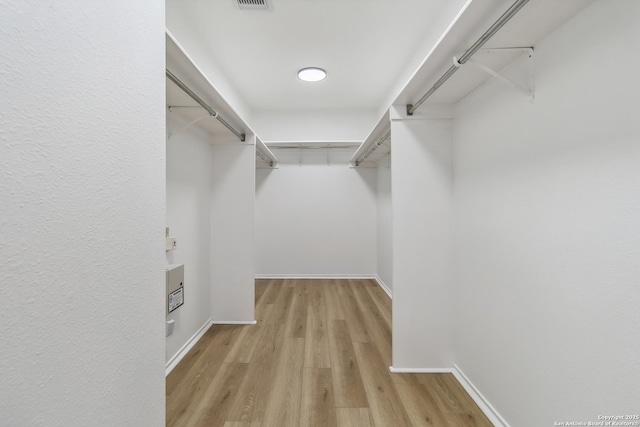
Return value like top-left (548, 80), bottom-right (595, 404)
top-left (297, 67), bottom-right (327, 82)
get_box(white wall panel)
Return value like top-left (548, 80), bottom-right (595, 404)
top-left (166, 120), bottom-right (213, 362)
top-left (453, 1), bottom-right (640, 425)
top-left (390, 110), bottom-right (454, 369)
top-left (376, 155), bottom-right (393, 292)
top-left (255, 161), bottom-right (377, 277)
top-left (211, 140), bottom-right (256, 322)
top-left (0, 1), bottom-right (166, 425)
top-left (251, 109), bottom-right (377, 143)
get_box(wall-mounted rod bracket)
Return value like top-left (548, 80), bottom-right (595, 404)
top-left (406, 104), bottom-right (414, 116)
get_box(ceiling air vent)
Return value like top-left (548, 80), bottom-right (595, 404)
top-left (236, 0), bottom-right (270, 10)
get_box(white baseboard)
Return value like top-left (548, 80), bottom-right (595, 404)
top-left (165, 318), bottom-right (213, 377)
top-left (386, 364), bottom-right (507, 426)
top-left (373, 275), bottom-right (393, 299)
top-left (255, 274), bottom-right (378, 279)
top-left (212, 320), bottom-right (257, 325)
top-left (389, 366), bottom-right (453, 374)
top-left (452, 364), bottom-right (509, 427)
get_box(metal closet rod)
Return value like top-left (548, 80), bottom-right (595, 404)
top-left (268, 144), bottom-right (358, 150)
top-left (256, 150), bottom-right (274, 167)
top-left (355, 130), bottom-right (391, 166)
top-left (407, 0), bottom-right (530, 116)
top-left (165, 69), bottom-right (246, 142)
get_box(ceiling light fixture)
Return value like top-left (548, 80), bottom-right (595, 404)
top-left (297, 67), bottom-right (327, 82)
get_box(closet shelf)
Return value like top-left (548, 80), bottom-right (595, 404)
top-left (256, 138), bottom-right (278, 168)
top-left (166, 30), bottom-right (247, 142)
top-left (396, 0), bottom-right (591, 108)
top-left (166, 29), bottom-right (279, 168)
top-left (350, 110), bottom-right (391, 167)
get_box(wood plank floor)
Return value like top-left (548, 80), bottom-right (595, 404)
top-left (166, 279), bottom-right (492, 427)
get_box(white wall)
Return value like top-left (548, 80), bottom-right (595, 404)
top-left (376, 154), bottom-right (393, 292)
top-left (211, 139), bottom-right (256, 322)
top-left (166, 122), bottom-right (256, 349)
top-left (453, 1), bottom-right (640, 425)
top-left (255, 152), bottom-right (377, 277)
top-left (0, 1), bottom-right (165, 426)
top-left (166, 119), bottom-right (213, 362)
top-left (391, 109), bottom-right (454, 369)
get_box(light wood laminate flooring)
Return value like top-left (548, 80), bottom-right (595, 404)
top-left (166, 279), bottom-right (492, 427)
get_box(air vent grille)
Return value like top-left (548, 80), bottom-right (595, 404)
top-left (237, 0), bottom-right (270, 10)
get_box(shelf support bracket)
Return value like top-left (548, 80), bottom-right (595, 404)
top-left (454, 47), bottom-right (534, 101)
top-left (167, 106), bottom-right (210, 139)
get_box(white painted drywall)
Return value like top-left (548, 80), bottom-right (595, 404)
top-left (211, 139), bottom-right (256, 322)
top-left (0, 1), bottom-right (165, 425)
top-left (376, 154), bottom-right (393, 292)
top-left (255, 155), bottom-right (377, 277)
top-left (453, 1), bottom-right (640, 425)
top-left (391, 109), bottom-right (454, 369)
top-left (251, 109), bottom-right (378, 143)
top-left (166, 118), bottom-right (214, 362)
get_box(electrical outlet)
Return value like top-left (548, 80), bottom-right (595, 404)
top-left (166, 319), bottom-right (175, 337)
